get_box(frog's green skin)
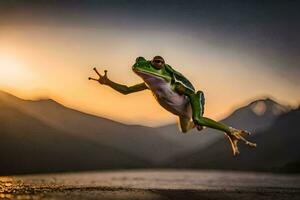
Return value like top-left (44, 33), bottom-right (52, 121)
top-left (89, 56), bottom-right (256, 155)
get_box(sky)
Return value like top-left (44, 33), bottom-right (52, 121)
top-left (0, 1), bottom-right (299, 126)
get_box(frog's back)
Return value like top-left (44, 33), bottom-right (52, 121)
top-left (165, 64), bottom-right (195, 91)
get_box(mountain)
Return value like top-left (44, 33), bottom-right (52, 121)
top-left (0, 98), bottom-right (148, 175)
top-left (156, 98), bottom-right (289, 157)
top-left (0, 91), bottom-right (179, 165)
top-left (169, 107), bottom-right (300, 173)
top-left (0, 90), bottom-right (294, 174)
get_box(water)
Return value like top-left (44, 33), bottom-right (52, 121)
top-left (1, 170), bottom-right (300, 200)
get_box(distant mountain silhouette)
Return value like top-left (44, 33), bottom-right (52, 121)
top-left (0, 90), bottom-right (296, 174)
top-left (156, 98), bottom-right (289, 157)
top-left (169, 107), bottom-right (300, 173)
top-left (0, 91), bottom-right (178, 168)
top-left (0, 96), bottom-right (148, 175)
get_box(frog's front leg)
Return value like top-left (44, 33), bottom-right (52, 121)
top-left (174, 82), bottom-right (256, 156)
top-left (89, 67), bottom-right (148, 95)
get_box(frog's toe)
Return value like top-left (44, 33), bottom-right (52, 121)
top-left (241, 129), bottom-right (251, 136)
top-left (88, 77), bottom-right (97, 81)
top-left (225, 134), bottom-right (240, 156)
top-left (93, 67), bottom-right (102, 77)
top-left (226, 127), bottom-right (256, 156)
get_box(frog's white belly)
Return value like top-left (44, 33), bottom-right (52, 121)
top-left (138, 71), bottom-right (192, 118)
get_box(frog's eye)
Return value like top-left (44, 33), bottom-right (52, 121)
top-left (151, 56), bottom-right (165, 69)
top-left (154, 60), bottom-right (163, 64)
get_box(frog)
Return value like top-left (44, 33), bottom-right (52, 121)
top-left (89, 56), bottom-right (257, 155)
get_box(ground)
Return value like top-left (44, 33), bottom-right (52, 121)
top-left (1, 170), bottom-right (300, 200)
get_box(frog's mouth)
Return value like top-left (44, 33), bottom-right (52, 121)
top-left (133, 68), bottom-right (171, 82)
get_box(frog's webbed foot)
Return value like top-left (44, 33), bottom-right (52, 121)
top-left (88, 67), bottom-right (109, 84)
top-left (226, 127), bottom-right (257, 156)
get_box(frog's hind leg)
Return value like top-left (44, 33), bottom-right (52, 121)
top-left (178, 117), bottom-right (194, 133)
top-left (191, 90), bottom-right (205, 131)
top-left (174, 83), bottom-right (205, 132)
top-left (177, 91), bottom-right (205, 133)
top-left (179, 86), bottom-right (256, 155)
top-left (198, 90), bottom-right (205, 131)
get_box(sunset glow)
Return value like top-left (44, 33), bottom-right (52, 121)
top-left (0, 55), bottom-right (29, 83)
top-left (0, 2), bottom-right (299, 126)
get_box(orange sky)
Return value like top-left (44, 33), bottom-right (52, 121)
top-left (0, 24), bottom-right (299, 126)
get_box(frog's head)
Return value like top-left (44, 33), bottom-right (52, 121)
top-left (132, 56), bottom-right (170, 81)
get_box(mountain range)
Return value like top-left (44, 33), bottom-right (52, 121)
top-left (0, 92), bottom-right (149, 175)
top-left (156, 97), bottom-right (289, 157)
top-left (0, 90), bottom-right (298, 175)
top-left (170, 106), bottom-right (300, 173)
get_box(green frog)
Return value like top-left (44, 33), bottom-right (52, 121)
top-left (89, 56), bottom-right (256, 155)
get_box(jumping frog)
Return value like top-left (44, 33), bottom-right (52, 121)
top-left (89, 56), bottom-right (256, 155)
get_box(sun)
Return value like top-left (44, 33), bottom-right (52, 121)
top-left (0, 55), bottom-right (29, 85)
